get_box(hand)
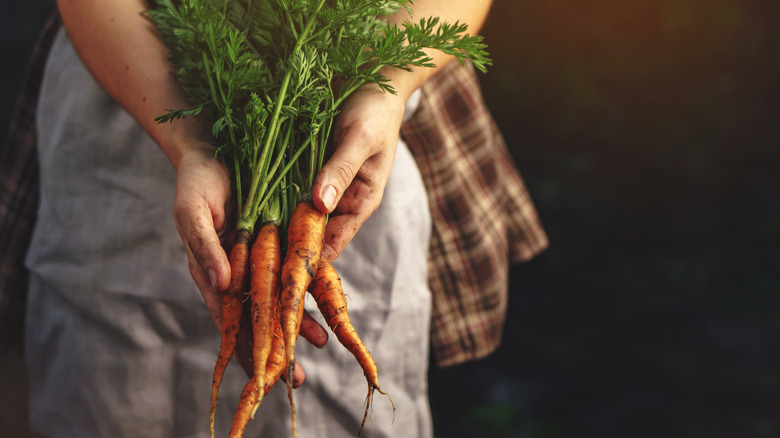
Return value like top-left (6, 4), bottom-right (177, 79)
top-left (172, 143), bottom-right (232, 329)
top-left (172, 143), bottom-right (328, 382)
top-left (311, 84), bottom-right (407, 261)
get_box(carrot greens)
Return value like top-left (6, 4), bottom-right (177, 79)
top-left (148, 0), bottom-right (490, 235)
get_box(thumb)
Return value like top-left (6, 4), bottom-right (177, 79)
top-left (311, 142), bottom-right (366, 213)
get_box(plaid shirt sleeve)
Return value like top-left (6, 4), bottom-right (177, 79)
top-left (400, 60), bottom-right (548, 367)
top-left (0, 11), bottom-right (60, 355)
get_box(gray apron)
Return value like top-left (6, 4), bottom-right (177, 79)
top-left (25, 28), bottom-right (432, 438)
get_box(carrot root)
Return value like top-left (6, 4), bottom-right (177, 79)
top-left (209, 230), bottom-right (252, 438)
top-left (279, 200), bottom-right (327, 438)
top-left (228, 306), bottom-right (287, 436)
top-left (228, 377), bottom-right (261, 438)
top-left (249, 222), bottom-right (282, 407)
top-left (309, 258), bottom-right (395, 436)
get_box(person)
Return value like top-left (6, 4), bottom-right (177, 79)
top-left (0, 1), bottom-right (548, 437)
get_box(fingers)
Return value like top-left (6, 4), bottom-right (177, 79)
top-left (318, 213), bottom-right (362, 263)
top-left (313, 136), bottom-right (391, 261)
top-left (279, 360), bottom-right (307, 388)
top-left (184, 245), bottom-right (223, 329)
top-left (176, 198), bottom-right (231, 332)
top-left (311, 123), bottom-right (374, 214)
top-left (173, 147), bottom-right (232, 295)
top-left (312, 84), bottom-right (400, 217)
top-left (175, 198), bottom-right (231, 292)
top-left (300, 311), bottom-right (329, 348)
top-left (311, 86), bottom-right (406, 260)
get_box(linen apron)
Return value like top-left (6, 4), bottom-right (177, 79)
top-left (25, 28), bottom-right (432, 438)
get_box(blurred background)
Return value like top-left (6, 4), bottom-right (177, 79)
top-left (2, 0), bottom-right (779, 437)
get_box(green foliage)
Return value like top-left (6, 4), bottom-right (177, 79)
top-left (147, 0), bottom-right (490, 232)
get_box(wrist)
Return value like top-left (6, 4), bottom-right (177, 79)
top-left (380, 65), bottom-right (429, 102)
top-left (159, 116), bottom-right (214, 171)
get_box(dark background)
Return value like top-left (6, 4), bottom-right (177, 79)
top-left (2, 1), bottom-right (780, 437)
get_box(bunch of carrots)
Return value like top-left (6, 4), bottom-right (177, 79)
top-left (216, 200), bottom-right (386, 438)
top-left (148, 0), bottom-right (490, 436)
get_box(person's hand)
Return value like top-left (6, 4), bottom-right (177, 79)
top-left (311, 84), bottom-right (408, 261)
top-left (172, 143), bottom-right (328, 382)
top-left (172, 143), bottom-right (232, 328)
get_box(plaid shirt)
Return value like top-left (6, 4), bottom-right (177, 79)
top-left (0, 12), bottom-right (547, 366)
top-left (401, 61), bottom-right (548, 366)
top-left (0, 12), bottom-right (60, 356)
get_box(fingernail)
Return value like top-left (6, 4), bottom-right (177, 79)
top-left (322, 185), bottom-right (337, 212)
top-left (209, 269), bottom-right (218, 290)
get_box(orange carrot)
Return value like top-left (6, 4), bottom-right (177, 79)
top-left (228, 312), bottom-right (287, 438)
top-left (261, 315), bottom-right (288, 396)
top-left (249, 222), bottom-right (282, 401)
top-left (210, 230), bottom-right (252, 438)
top-left (229, 376), bottom-right (261, 438)
top-left (279, 200), bottom-right (326, 438)
top-left (310, 258), bottom-right (394, 435)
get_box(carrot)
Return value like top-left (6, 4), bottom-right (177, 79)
top-left (310, 258), bottom-right (394, 436)
top-left (261, 315), bottom-right (288, 398)
top-left (248, 222), bottom-right (282, 402)
top-left (228, 315), bottom-right (287, 438)
top-left (279, 200), bottom-right (326, 438)
top-left (229, 376), bottom-right (261, 438)
top-left (209, 229), bottom-right (252, 438)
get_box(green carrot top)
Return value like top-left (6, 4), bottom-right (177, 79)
top-left (148, 0), bottom-right (491, 235)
